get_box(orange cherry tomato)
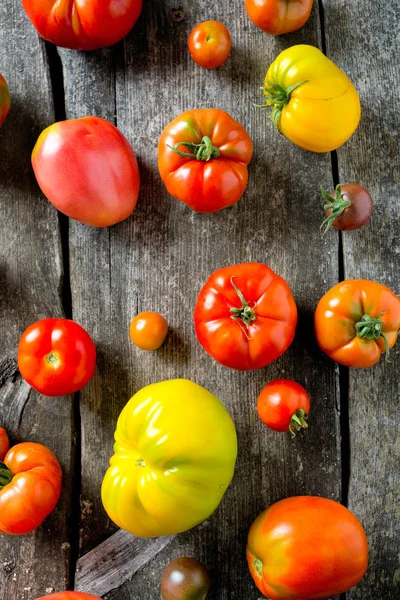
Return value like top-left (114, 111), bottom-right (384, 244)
top-left (130, 312), bottom-right (168, 350)
top-left (247, 496), bottom-right (368, 599)
top-left (0, 428), bottom-right (9, 461)
top-left (36, 593), bottom-right (100, 600)
top-left (0, 442), bottom-right (62, 535)
top-left (245, 0), bottom-right (314, 35)
top-left (257, 380), bottom-right (310, 436)
top-left (188, 20), bottom-right (231, 69)
top-left (315, 280), bottom-right (400, 367)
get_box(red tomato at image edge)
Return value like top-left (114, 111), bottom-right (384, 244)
top-left (18, 318), bottom-right (96, 396)
top-left (22, 0), bottom-right (142, 51)
top-left (35, 594), bottom-right (101, 600)
top-left (32, 117), bottom-right (140, 227)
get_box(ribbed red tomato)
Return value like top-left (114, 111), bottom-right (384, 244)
top-left (36, 593), bottom-right (100, 600)
top-left (194, 263), bottom-right (297, 370)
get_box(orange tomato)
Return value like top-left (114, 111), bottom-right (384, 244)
top-left (188, 20), bottom-right (231, 69)
top-left (245, 0), bottom-right (314, 35)
top-left (130, 312), bottom-right (168, 350)
top-left (0, 428), bottom-right (9, 461)
top-left (315, 280), bottom-right (400, 367)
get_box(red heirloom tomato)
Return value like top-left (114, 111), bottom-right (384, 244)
top-left (36, 594), bottom-right (100, 600)
top-left (0, 74), bottom-right (10, 127)
top-left (22, 0), bottom-right (142, 51)
top-left (0, 428), bottom-right (10, 461)
top-left (245, 0), bottom-right (314, 35)
top-left (0, 442), bottom-right (62, 535)
top-left (247, 496), bottom-right (368, 599)
top-left (158, 109), bottom-right (252, 212)
top-left (257, 379), bottom-right (310, 436)
top-left (18, 318), bottom-right (96, 396)
top-left (315, 280), bottom-right (400, 367)
top-left (188, 21), bottom-right (231, 69)
top-left (194, 263), bottom-right (297, 370)
top-left (32, 116), bottom-right (140, 227)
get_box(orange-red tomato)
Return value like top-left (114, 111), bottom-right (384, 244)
top-left (36, 593), bottom-right (100, 600)
top-left (315, 280), bottom-right (400, 367)
top-left (0, 442), bottom-right (62, 535)
top-left (247, 496), bottom-right (368, 599)
top-left (0, 428), bottom-right (9, 461)
top-left (18, 318), bottom-right (96, 396)
top-left (22, 0), bottom-right (142, 51)
top-left (130, 312), bottom-right (168, 350)
top-left (194, 263), bottom-right (297, 370)
top-left (0, 73), bottom-right (10, 127)
top-left (188, 20), bottom-right (231, 69)
top-left (245, 0), bottom-right (314, 35)
top-left (32, 117), bottom-right (140, 227)
top-left (158, 109), bottom-right (252, 213)
top-left (257, 380), bottom-right (310, 435)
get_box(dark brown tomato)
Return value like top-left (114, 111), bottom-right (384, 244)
top-left (161, 557), bottom-right (211, 600)
top-left (321, 184), bottom-right (373, 232)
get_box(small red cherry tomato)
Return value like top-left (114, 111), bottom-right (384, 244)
top-left (0, 73), bottom-right (11, 127)
top-left (0, 428), bottom-right (9, 461)
top-left (188, 20), bottom-right (231, 69)
top-left (257, 379), bottom-right (310, 436)
top-left (130, 312), bottom-right (168, 350)
top-left (18, 318), bottom-right (96, 396)
top-left (36, 593), bottom-right (101, 600)
top-left (320, 184), bottom-right (373, 233)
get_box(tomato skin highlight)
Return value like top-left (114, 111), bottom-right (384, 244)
top-left (0, 428), bottom-right (10, 461)
top-left (130, 312), bottom-right (168, 350)
top-left (0, 73), bottom-right (10, 127)
top-left (36, 593), bottom-right (101, 600)
top-left (21, 0), bottom-right (142, 51)
top-left (194, 263), bottom-right (297, 370)
top-left (188, 21), bottom-right (231, 69)
top-left (18, 318), bottom-right (96, 396)
top-left (0, 442), bottom-right (62, 535)
top-left (247, 496), bottom-right (368, 599)
top-left (257, 380), bottom-right (310, 433)
top-left (32, 117), bottom-right (140, 227)
top-left (315, 280), bottom-right (400, 368)
top-left (158, 109), bottom-right (252, 213)
top-left (245, 0), bottom-right (314, 35)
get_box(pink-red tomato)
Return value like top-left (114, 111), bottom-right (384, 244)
top-left (22, 0), bottom-right (142, 51)
top-left (257, 379), bottom-right (310, 435)
top-left (130, 312), bottom-right (168, 350)
top-left (18, 318), bottom-right (96, 396)
top-left (0, 428), bottom-right (9, 461)
top-left (32, 117), bottom-right (140, 227)
top-left (188, 21), bottom-right (231, 69)
top-left (0, 74), bottom-right (10, 127)
top-left (245, 0), bottom-right (314, 35)
top-left (36, 594), bottom-right (101, 600)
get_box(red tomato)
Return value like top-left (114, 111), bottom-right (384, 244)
top-left (0, 442), bottom-right (62, 535)
top-left (158, 109), bottom-right (252, 212)
top-left (0, 428), bottom-right (10, 461)
top-left (22, 0), bottom-right (142, 51)
top-left (257, 379), bottom-right (310, 435)
top-left (188, 20), bottom-right (231, 69)
top-left (18, 318), bottom-right (96, 396)
top-left (245, 0), bottom-right (314, 35)
top-left (247, 496), bottom-right (368, 599)
top-left (194, 263), bottom-right (297, 370)
top-left (36, 594), bottom-right (100, 600)
top-left (0, 73), bottom-right (10, 127)
top-left (32, 117), bottom-right (140, 227)
top-left (130, 312), bottom-right (168, 350)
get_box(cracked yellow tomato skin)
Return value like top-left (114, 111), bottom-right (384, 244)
top-left (265, 45), bottom-right (361, 152)
top-left (101, 379), bottom-right (237, 537)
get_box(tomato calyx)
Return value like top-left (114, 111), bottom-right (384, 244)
top-left (168, 136), bottom-right (220, 161)
top-left (229, 277), bottom-right (256, 336)
top-left (253, 557), bottom-right (263, 578)
top-left (258, 79), bottom-right (309, 131)
top-left (46, 351), bottom-right (59, 366)
top-left (320, 185), bottom-right (352, 233)
top-left (355, 314), bottom-right (391, 362)
top-left (0, 461), bottom-right (14, 489)
top-left (289, 408), bottom-right (309, 438)
top-left (136, 458), bottom-right (146, 467)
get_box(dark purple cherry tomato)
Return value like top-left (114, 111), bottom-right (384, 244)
top-left (320, 184), bottom-right (373, 233)
top-left (161, 557), bottom-right (211, 600)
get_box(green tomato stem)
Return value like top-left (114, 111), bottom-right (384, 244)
top-left (320, 185), bottom-right (352, 234)
top-left (168, 136), bottom-right (220, 161)
top-left (229, 277), bottom-right (256, 331)
top-left (289, 409), bottom-right (309, 438)
top-left (258, 79), bottom-right (309, 132)
top-left (0, 461), bottom-right (13, 489)
top-left (355, 314), bottom-right (391, 362)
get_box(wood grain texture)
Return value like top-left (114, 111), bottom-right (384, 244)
top-left (323, 1), bottom-right (400, 598)
top-left (59, 0), bottom-right (341, 598)
top-left (0, 2), bottom-right (73, 599)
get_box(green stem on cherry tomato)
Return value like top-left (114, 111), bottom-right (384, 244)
top-left (168, 136), bottom-right (220, 161)
top-left (320, 185), bottom-right (352, 234)
top-left (289, 409), bottom-right (309, 438)
top-left (257, 79), bottom-right (309, 131)
top-left (0, 461), bottom-right (13, 488)
top-left (229, 277), bottom-right (256, 332)
top-left (355, 314), bottom-right (391, 362)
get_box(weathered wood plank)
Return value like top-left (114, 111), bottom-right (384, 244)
top-left (0, 3), bottom-right (74, 599)
top-left (323, 1), bottom-right (400, 598)
top-left (60, 1), bottom-right (341, 598)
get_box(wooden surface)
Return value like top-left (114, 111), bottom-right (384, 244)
top-left (0, 1), bottom-right (398, 599)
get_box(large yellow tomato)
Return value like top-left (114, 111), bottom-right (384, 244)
top-left (262, 45), bottom-right (361, 152)
top-left (101, 379), bottom-right (237, 537)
